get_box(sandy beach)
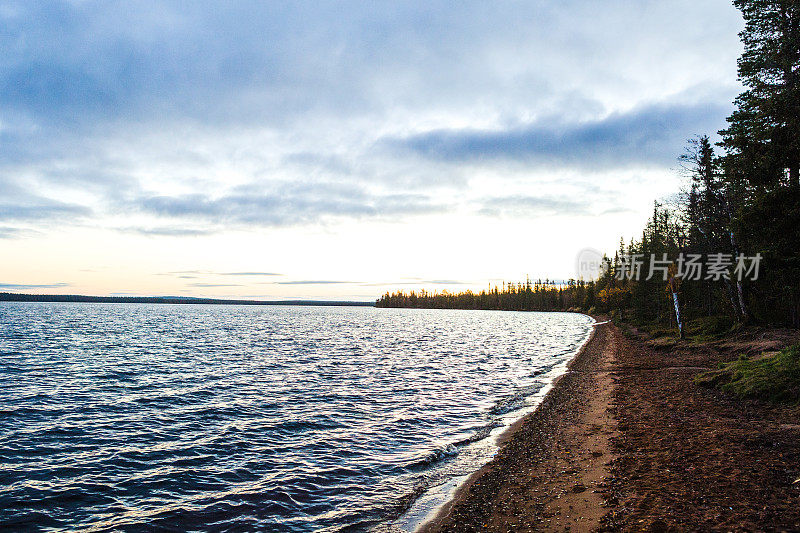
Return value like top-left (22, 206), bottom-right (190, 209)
top-left (420, 320), bottom-right (618, 531)
top-left (420, 320), bottom-right (800, 531)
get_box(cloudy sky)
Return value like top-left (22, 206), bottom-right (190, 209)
top-left (1, 0), bottom-right (743, 300)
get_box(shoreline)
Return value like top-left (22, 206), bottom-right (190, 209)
top-left (495, 319), bottom-right (606, 449)
top-left (416, 319), bottom-right (800, 531)
top-left (416, 317), bottom-right (610, 533)
top-left (391, 315), bottom-right (597, 531)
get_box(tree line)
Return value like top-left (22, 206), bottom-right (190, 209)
top-left (376, 279), bottom-right (596, 312)
top-left (378, 0), bottom-right (800, 330)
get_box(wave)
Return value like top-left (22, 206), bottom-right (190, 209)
top-left (488, 383), bottom-right (546, 415)
top-left (1, 303), bottom-right (595, 532)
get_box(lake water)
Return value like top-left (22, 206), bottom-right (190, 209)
top-left (0, 303), bottom-right (593, 531)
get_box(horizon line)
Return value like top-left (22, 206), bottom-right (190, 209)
top-left (0, 292), bottom-right (376, 307)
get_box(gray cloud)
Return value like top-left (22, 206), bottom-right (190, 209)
top-left (0, 176), bottom-right (92, 234)
top-left (384, 101), bottom-right (732, 169)
top-left (479, 196), bottom-right (591, 218)
top-left (0, 0), bottom-right (742, 238)
top-left (599, 206), bottom-right (636, 216)
top-left (121, 226), bottom-right (213, 237)
top-left (0, 1), bottom-right (741, 128)
top-left (0, 199), bottom-right (90, 223)
top-left (0, 282), bottom-right (71, 290)
top-left (0, 227), bottom-right (25, 239)
top-left (128, 184), bottom-right (447, 228)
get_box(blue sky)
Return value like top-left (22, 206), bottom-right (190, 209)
top-left (0, 0), bottom-right (743, 299)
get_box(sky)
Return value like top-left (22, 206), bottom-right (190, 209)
top-left (0, 0), bottom-right (744, 301)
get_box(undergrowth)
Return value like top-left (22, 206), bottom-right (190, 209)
top-left (696, 343), bottom-right (800, 403)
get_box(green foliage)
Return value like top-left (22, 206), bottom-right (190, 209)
top-left (717, 0), bottom-right (800, 326)
top-left (376, 278), bottom-right (592, 312)
top-left (696, 344), bottom-right (800, 403)
top-left (721, 0), bottom-right (800, 188)
top-left (686, 316), bottom-right (735, 338)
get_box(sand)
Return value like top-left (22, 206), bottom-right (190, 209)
top-left (420, 320), bottom-right (800, 532)
top-left (421, 321), bottom-right (619, 531)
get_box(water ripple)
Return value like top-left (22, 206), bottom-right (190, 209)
top-left (0, 303), bottom-right (592, 531)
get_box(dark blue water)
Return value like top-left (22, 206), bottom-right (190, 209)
top-left (0, 303), bottom-right (593, 532)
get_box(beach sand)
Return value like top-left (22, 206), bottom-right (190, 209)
top-left (420, 321), bottom-right (619, 531)
top-left (420, 320), bottom-right (800, 531)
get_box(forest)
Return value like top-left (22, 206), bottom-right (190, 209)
top-left (377, 0), bottom-right (800, 331)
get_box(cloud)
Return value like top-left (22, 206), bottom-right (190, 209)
top-left (0, 227), bottom-right (26, 239)
top-left (220, 272), bottom-right (281, 276)
top-left (0, 194), bottom-right (89, 240)
top-left (0, 177), bottom-right (92, 236)
top-left (159, 270), bottom-right (282, 277)
top-left (276, 280), bottom-right (357, 285)
top-left (0, 198), bottom-right (90, 223)
top-left (599, 206), bottom-right (636, 216)
top-left (0, 282), bottom-right (71, 290)
top-left (128, 183), bottom-right (448, 228)
top-left (0, 0), bottom-right (742, 240)
top-left (383, 101), bottom-right (732, 170)
top-left (361, 279), bottom-right (471, 287)
top-left (479, 195), bottom-right (592, 218)
top-left (0, 1), bottom-right (741, 127)
top-left (121, 226), bottom-right (212, 237)
top-left (187, 283), bottom-right (243, 287)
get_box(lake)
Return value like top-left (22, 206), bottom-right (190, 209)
top-left (0, 303), bottom-right (593, 531)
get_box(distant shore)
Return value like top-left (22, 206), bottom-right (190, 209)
top-left (0, 292), bottom-right (374, 307)
top-left (420, 320), bottom-right (800, 531)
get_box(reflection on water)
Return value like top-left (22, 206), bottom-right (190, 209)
top-left (0, 303), bottom-right (592, 531)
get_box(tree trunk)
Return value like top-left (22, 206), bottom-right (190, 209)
top-left (736, 280), bottom-right (750, 324)
top-left (724, 279), bottom-right (742, 322)
top-left (672, 290), bottom-right (684, 339)
top-left (728, 224), bottom-right (752, 321)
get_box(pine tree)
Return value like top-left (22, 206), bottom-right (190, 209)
top-left (721, 0), bottom-right (800, 187)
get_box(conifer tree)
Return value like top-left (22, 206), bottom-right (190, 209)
top-left (721, 0), bottom-right (800, 187)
